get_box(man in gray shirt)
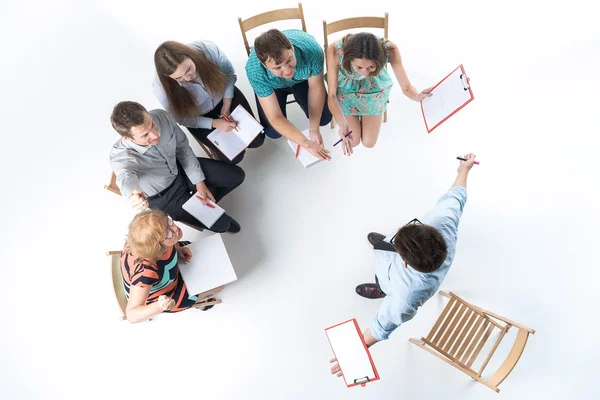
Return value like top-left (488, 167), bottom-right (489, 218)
top-left (109, 101), bottom-right (244, 233)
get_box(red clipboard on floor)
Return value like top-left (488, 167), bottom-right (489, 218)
top-left (325, 318), bottom-right (380, 388)
top-left (420, 64), bottom-right (474, 133)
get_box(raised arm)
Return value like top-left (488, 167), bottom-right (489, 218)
top-left (387, 42), bottom-right (431, 102)
top-left (452, 153), bottom-right (476, 188)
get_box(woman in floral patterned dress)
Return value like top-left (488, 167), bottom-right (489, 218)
top-left (326, 32), bottom-right (431, 155)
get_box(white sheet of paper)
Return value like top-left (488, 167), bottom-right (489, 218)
top-left (207, 105), bottom-right (263, 160)
top-left (177, 233), bottom-right (237, 295)
top-left (287, 129), bottom-right (322, 168)
top-left (181, 192), bottom-right (225, 228)
top-left (421, 67), bottom-right (473, 130)
top-left (326, 320), bottom-right (376, 387)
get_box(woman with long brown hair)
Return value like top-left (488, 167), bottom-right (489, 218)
top-left (326, 33), bottom-right (432, 156)
top-left (121, 209), bottom-right (224, 323)
top-left (153, 40), bottom-right (264, 164)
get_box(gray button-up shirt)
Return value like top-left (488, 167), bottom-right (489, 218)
top-left (152, 40), bottom-right (237, 130)
top-left (109, 109), bottom-right (205, 197)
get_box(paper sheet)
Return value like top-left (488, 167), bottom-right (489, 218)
top-left (326, 320), bottom-right (377, 387)
top-left (181, 192), bottom-right (226, 228)
top-left (207, 105), bottom-right (263, 160)
top-left (287, 129), bottom-right (322, 168)
top-left (421, 66), bottom-right (473, 132)
top-left (177, 233), bottom-right (237, 295)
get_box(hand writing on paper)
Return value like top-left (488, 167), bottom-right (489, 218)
top-left (416, 87), bottom-right (434, 102)
top-left (338, 122), bottom-right (353, 156)
top-left (329, 358), bottom-right (343, 377)
top-left (157, 295), bottom-right (175, 311)
top-left (213, 118), bottom-right (236, 132)
top-left (195, 181), bottom-right (216, 204)
top-left (128, 189), bottom-right (148, 211)
top-left (302, 138), bottom-right (331, 161)
top-left (177, 246), bottom-right (192, 263)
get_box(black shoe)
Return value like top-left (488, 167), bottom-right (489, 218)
top-left (355, 283), bottom-right (386, 299)
top-left (226, 216), bottom-right (241, 233)
top-left (367, 232), bottom-right (386, 246)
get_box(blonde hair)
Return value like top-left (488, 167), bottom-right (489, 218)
top-left (127, 210), bottom-right (169, 260)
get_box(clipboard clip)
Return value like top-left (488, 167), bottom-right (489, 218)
top-left (354, 376), bottom-right (370, 387)
top-left (459, 74), bottom-right (470, 91)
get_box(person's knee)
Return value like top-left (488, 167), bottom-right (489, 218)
top-left (349, 135), bottom-right (361, 147)
top-left (264, 128), bottom-right (282, 139)
top-left (362, 135), bottom-right (379, 148)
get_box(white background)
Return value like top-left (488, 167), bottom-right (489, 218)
top-left (1, 0), bottom-right (598, 399)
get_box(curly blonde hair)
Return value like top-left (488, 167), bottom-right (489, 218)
top-left (127, 210), bottom-right (170, 260)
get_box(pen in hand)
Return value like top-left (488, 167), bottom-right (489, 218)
top-left (333, 131), bottom-right (353, 147)
top-left (195, 195), bottom-right (216, 208)
top-left (456, 156), bottom-right (480, 165)
top-left (220, 114), bottom-right (239, 132)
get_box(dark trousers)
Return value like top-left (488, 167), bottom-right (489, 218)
top-left (374, 240), bottom-right (396, 293)
top-left (255, 80), bottom-right (333, 139)
top-left (187, 86), bottom-right (265, 164)
top-left (147, 158), bottom-right (245, 233)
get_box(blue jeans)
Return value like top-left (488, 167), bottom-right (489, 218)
top-left (255, 80), bottom-right (332, 139)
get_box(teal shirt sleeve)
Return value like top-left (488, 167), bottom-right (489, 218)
top-left (302, 34), bottom-right (324, 76)
top-left (246, 54), bottom-right (274, 98)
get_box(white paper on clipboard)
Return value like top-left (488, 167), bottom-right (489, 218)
top-left (325, 319), bottom-right (379, 387)
top-left (421, 64), bottom-right (474, 133)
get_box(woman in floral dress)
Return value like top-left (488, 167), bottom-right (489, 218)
top-left (326, 32), bottom-right (432, 155)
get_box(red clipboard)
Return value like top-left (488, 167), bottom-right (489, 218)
top-left (420, 64), bottom-right (474, 133)
top-left (325, 318), bottom-right (380, 388)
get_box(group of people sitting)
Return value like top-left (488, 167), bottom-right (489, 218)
top-left (109, 27), bottom-right (478, 371)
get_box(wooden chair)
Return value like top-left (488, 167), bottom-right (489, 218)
top-left (103, 172), bottom-right (204, 232)
top-left (192, 135), bottom-right (219, 160)
top-left (323, 13), bottom-right (389, 127)
top-left (238, 3), bottom-right (307, 107)
top-left (107, 250), bottom-right (127, 320)
top-left (409, 291), bottom-right (535, 393)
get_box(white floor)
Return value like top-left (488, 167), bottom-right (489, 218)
top-left (1, 0), bottom-right (599, 399)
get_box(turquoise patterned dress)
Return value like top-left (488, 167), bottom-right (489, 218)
top-left (333, 37), bottom-right (393, 116)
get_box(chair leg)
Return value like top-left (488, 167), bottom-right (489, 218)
top-left (330, 119), bottom-right (335, 129)
top-left (383, 110), bottom-right (388, 123)
top-left (198, 141), bottom-right (218, 160)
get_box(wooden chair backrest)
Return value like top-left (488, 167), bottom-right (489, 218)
top-left (107, 250), bottom-right (127, 320)
top-left (238, 3), bottom-right (307, 56)
top-left (421, 291), bottom-right (534, 391)
top-left (322, 13), bottom-right (388, 72)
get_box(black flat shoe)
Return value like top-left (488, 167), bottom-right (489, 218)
top-left (355, 283), bottom-right (386, 299)
top-left (367, 232), bottom-right (386, 246)
top-left (226, 216), bottom-right (241, 233)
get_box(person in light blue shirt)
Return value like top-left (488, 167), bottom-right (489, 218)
top-left (329, 153), bottom-right (477, 377)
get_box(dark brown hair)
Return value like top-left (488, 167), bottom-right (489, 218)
top-left (341, 32), bottom-right (388, 77)
top-left (110, 101), bottom-right (147, 138)
top-left (154, 41), bottom-right (226, 118)
top-left (254, 29), bottom-right (293, 64)
top-left (392, 224), bottom-right (448, 273)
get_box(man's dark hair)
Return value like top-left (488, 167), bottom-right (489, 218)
top-left (110, 101), bottom-right (147, 138)
top-left (392, 224), bottom-right (448, 273)
top-left (254, 29), bottom-right (293, 64)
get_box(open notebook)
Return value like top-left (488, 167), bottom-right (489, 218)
top-left (421, 64), bottom-right (474, 133)
top-left (287, 129), bottom-right (322, 168)
top-left (181, 192), bottom-right (226, 229)
top-left (207, 105), bottom-right (264, 161)
top-left (325, 319), bottom-right (380, 388)
top-left (177, 233), bottom-right (237, 295)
